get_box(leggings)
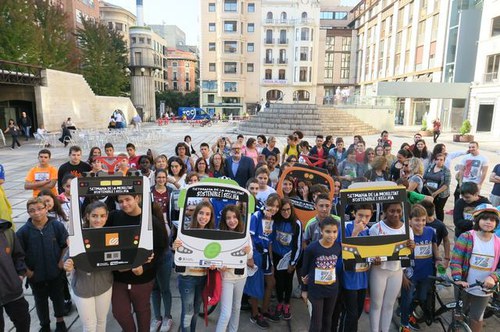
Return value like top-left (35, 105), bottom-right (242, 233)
top-left (433, 195), bottom-right (448, 222)
top-left (73, 287), bottom-right (112, 332)
top-left (273, 254), bottom-right (294, 303)
top-left (369, 266), bottom-right (402, 332)
top-left (309, 295), bottom-right (338, 332)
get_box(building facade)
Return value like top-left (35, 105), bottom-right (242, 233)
top-left (166, 48), bottom-right (198, 93)
top-left (63, 0), bottom-right (101, 30)
top-left (99, 1), bottom-right (137, 51)
top-left (469, 0), bottom-right (500, 138)
top-left (150, 25), bottom-right (187, 48)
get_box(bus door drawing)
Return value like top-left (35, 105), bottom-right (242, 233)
top-left (68, 175), bottom-right (153, 272)
top-left (339, 181), bottom-right (411, 270)
top-left (174, 178), bottom-right (254, 269)
top-left (276, 164), bottom-right (334, 227)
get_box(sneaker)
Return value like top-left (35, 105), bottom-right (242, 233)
top-left (282, 304), bottom-right (292, 320)
top-left (55, 321), bottom-right (67, 332)
top-left (408, 315), bottom-right (421, 330)
top-left (150, 318), bottom-right (162, 332)
top-left (276, 303), bottom-right (283, 317)
top-left (250, 314), bottom-right (270, 329)
top-left (263, 309), bottom-right (280, 322)
top-left (160, 318), bottom-right (173, 332)
top-left (400, 326), bottom-right (411, 332)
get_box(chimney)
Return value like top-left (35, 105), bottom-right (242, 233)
top-left (136, 0), bottom-right (144, 26)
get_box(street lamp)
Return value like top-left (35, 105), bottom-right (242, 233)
top-left (140, 67), bottom-right (145, 76)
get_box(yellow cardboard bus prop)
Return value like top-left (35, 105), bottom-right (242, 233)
top-left (339, 181), bottom-right (412, 270)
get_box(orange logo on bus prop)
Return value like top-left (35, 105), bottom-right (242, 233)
top-left (105, 233), bottom-right (119, 246)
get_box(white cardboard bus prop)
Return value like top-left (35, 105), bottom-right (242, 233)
top-left (68, 175), bottom-right (153, 272)
top-left (174, 178), bottom-right (254, 269)
top-left (339, 181), bottom-right (412, 270)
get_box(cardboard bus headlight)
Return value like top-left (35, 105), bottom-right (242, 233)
top-left (68, 175), bottom-right (153, 272)
top-left (174, 178), bottom-right (254, 269)
top-left (339, 181), bottom-right (412, 270)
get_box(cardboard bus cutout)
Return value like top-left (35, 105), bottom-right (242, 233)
top-left (339, 181), bottom-right (411, 270)
top-left (68, 175), bottom-right (154, 272)
top-left (276, 164), bottom-right (334, 226)
top-left (174, 178), bottom-right (254, 269)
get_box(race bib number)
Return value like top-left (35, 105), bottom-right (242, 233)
top-left (35, 172), bottom-right (50, 182)
top-left (314, 268), bottom-right (336, 285)
top-left (426, 182), bottom-right (438, 190)
top-left (414, 243), bottom-right (432, 259)
top-left (470, 253), bottom-right (494, 271)
top-left (276, 231), bottom-right (292, 246)
top-left (355, 262), bottom-right (369, 272)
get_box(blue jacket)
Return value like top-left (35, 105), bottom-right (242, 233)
top-left (271, 219), bottom-right (302, 266)
top-left (224, 156), bottom-right (255, 188)
top-left (16, 218), bottom-right (68, 283)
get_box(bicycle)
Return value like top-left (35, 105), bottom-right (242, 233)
top-left (412, 275), bottom-right (493, 332)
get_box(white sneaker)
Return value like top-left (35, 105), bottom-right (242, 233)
top-left (160, 318), bottom-right (173, 332)
top-left (150, 318), bottom-right (162, 332)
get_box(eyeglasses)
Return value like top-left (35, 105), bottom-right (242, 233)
top-left (281, 208), bottom-right (291, 212)
top-left (28, 207), bottom-right (46, 213)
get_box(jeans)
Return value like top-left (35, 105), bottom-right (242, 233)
top-left (73, 287), bottom-right (112, 332)
top-left (433, 195), bottom-right (448, 222)
top-left (30, 275), bottom-right (66, 327)
top-left (111, 280), bottom-right (154, 332)
top-left (178, 274), bottom-right (206, 332)
top-left (400, 278), bottom-right (431, 326)
top-left (215, 277), bottom-right (246, 332)
top-left (10, 135), bottom-right (21, 149)
top-left (339, 288), bottom-right (366, 332)
top-left (151, 251), bottom-right (173, 320)
top-left (22, 126), bottom-right (31, 140)
top-left (369, 266), bottom-right (403, 332)
top-left (490, 193), bottom-right (500, 207)
top-left (0, 297), bottom-right (30, 332)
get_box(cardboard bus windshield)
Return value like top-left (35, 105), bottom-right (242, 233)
top-left (174, 178), bottom-right (254, 269)
top-left (339, 181), bottom-right (411, 270)
top-left (68, 175), bottom-right (153, 272)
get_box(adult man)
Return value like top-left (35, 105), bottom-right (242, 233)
top-left (409, 133), bottom-right (422, 152)
top-left (106, 193), bottom-right (167, 332)
top-left (224, 142), bottom-right (255, 188)
top-left (57, 146), bottom-right (91, 193)
top-left (458, 141), bottom-right (489, 191)
top-left (199, 142), bottom-right (212, 165)
top-left (17, 197), bottom-right (69, 332)
top-left (18, 111), bottom-right (32, 141)
top-left (489, 163), bottom-right (500, 206)
top-left (308, 135), bottom-right (327, 168)
top-left (25, 149), bottom-right (58, 197)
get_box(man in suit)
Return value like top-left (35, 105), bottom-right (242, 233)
top-left (224, 142), bottom-right (255, 187)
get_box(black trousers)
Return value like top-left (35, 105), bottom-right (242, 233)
top-left (433, 195), bottom-right (448, 222)
top-left (30, 275), bottom-right (66, 327)
top-left (338, 288), bottom-right (366, 332)
top-left (273, 254), bottom-right (294, 304)
top-left (309, 295), bottom-right (338, 332)
top-left (0, 297), bottom-right (30, 332)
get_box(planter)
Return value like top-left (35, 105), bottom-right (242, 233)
top-left (453, 134), bottom-right (475, 142)
top-left (419, 130), bottom-right (433, 137)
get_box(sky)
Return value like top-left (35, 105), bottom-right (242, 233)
top-left (105, 0), bottom-right (199, 45)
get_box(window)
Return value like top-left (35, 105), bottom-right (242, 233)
top-left (115, 23), bottom-right (123, 31)
top-left (279, 49), bottom-right (287, 63)
top-left (342, 37), bottom-right (351, 51)
top-left (279, 69), bottom-right (286, 80)
top-left (208, 3), bottom-right (216, 12)
top-left (209, 63), bottom-right (216, 72)
top-left (266, 29), bottom-right (273, 43)
top-left (208, 43), bottom-right (216, 51)
top-left (247, 63), bottom-right (254, 72)
top-left (281, 12), bottom-right (287, 20)
top-left (326, 36), bottom-right (334, 51)
top-left (208, 94), bottom-right (215, 103)
top-left (224, 0), bottom-right (237, 12)
top-left (224, 21), bottom-right (237, 32)
top-left (301, 28), bottom-right (309, 41)
top-left (266, 49), bottom-right (273, 63)
top-left (209, 23), bottom-right (216, 32)
top-left (247, 43), bottom-right (254, 52)
top-left (320, 11), bottom-right (348, 20)
top-left (302, 12), bottom-right (308, 19)
top-left (324, 53), bottom-right (334, 78)
top-left (300, 47), bottom-right (308, 61)
top-left (267, 12), bottom-right (273, 20)
top-left (224, 41), bottom-right (237, 53)
top-left (224, 62), bottom-right (237, 74)
top-left (485, 53), bottom-right (500, 82)
top-left (185, 82), bottom-right (190, 91)
top-left (265, 69), bottom-right (272, 79)
top-left (248, 3), bottom-right (255, 13)
top-left (224, 82), bottom-right (237, 92)
top-left (108, 22), bottom-right (113, 30)
top-left (247, 23), bottom-right (255, 32)
top-left (492, 16), bottom-right (500, 37)
top-left (299, 67), bottom-right (307, 82)
top-left (294, 90), bottom-right (310, 101)
top-left (173, 72), bottom-right (178, 81)
top-left (172, 62), bottom-right (178, 67)
top-left (173, 82), bottom-right (178, 90)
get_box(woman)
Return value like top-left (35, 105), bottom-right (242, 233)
top-left (243, 138), bottom-right (259, 166)
top-left (297, 180), bottom-right (312, 202)
top-left (360, 148), bottom-right (376, 174)
top-left (364, 156), bottom-right (389, 182)
top-left (281, 176), bottom-right (297, 198)
top-left (154, 154), bottom-right (168, 172)
top-left (406, 157), bottom-right (425, 193)
top-left (423, 153), bottom-right (451, 221)
top-left (209, 153), bottom-right (225, 178)
top-left (87, 147), bottom-right (102, 164)
top-left (389, 149), bottom-right (413, 182)
top-left (167, 156), bottom-right (187, 190)
top-left (4, 119), bottom-right (21, 149)
top-left (412, 139), bottom-right (430, 169)
top-left (256, 135), bottom-right (267, 154)
top-left (184, 135), bottom-right (197, 157)
top-left (430, 143), bottom-right (466, 170)
top-left (194, 158), bottom-right (209, 179)
top-left (175, 143), bottom-right (194, 173)
top-left (375, 145), bottom-right (385, 158)
top-left (212, 137), bottom-right (231, 158)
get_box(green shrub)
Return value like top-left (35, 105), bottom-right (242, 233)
top-left (421, 119), bottom-right (427, 131)
top-left (459, 119), bottom-right (471, 135)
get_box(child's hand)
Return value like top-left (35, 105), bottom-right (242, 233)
top-left (483, 276), bottom-right (496, 289)
top-left (372, 256), bottom-right (382, 266)
top-left (243, 245), bottom-right (251, 254)
top-left (402, 274), bottom-right (412, 290)
top-left (63, 259), bottom-right (74, 272)
top-left (132, 266), bottom-right (143, 276)
top-left (455, 280), bottom-right (469, 288)
top-left (173, 239), bottom-right (183, 250)
top-left (247, 258), bottom-right (255, 268)
top-left (25, 268), bottom-right (34, 279)
top-left (287, 265), bottom-right (295, 274)
top-left (219, 266), bottom-right (227, 272)
top-left (301, 291), bottom-right (308, 304)
top-left (406, 239), bottom-right (415, 250)
top-left (301, 275), bottom-right (309, 285)
top-left (209, 264), bottom-right (217, 270)
top-left (144, 252), bottom-right (154, 264)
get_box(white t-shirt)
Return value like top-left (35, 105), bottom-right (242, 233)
top-left (369, 220), bottom-right (414, 271)
top-left (466, 232), bottom-right (495, 297)
top-left (256, 186), bottom-right (276, 205)
top-left (460, 154), bottom-right (488, 184)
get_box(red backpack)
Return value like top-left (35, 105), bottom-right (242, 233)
top-left (202, 269), bottom-right (222, 325)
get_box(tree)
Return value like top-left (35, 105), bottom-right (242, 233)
top-left (75, 17), bottom-right (129, 96)
top-left (155, 89), bottom-right (200, 116)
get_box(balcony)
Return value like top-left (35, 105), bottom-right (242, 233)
top-left (484, 72), bottom-right (498, 83)
top-left (263, 19), bottom-right (293, 26)
top-left (262, 79), bottom-right (288, 85)
top-left (264, 58), bottom-right (274, 64)
top-left (277, 58), bottom-right (288, 65)
top-left (264, 38), bottom-right (275, 45)
top-left (278, 38), bottom-right (289, 45)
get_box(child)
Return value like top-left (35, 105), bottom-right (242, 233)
top-left (246, 178), bottom-right (263, 212)
top-left (400, 204), bottom-right (439, 332)
top-left (38, 189), bottom-right (68, 224)
top-left (453, 182), bottom-right (489, 238)
top-left (116, 153), bottom-right (129, 175)
top-left (304, 194), bottom-right (339, 247)
top-left (138, 155), bottom-right (155, 185)
top-left (281, 176), bottom-right (297, 198)
top-left (451, 204), bottom-right (500, 332)
top-left (244, 194), bottom-right (281, 328)
top-left (154, 154), bottom-right (168, 171)
top-left (173, 201), bottom-right (215, 331)
top-left (215, 205), bottom-right (253, 332)
top-left (63, 202), bottom-right (113, 332)
top-left (369, 202), bottom-right (415, 332)
top-left (57, 174), bottom-right (76, 224)
top-left (186, 171), bottom-right (200, 185)
top-left (421, 200), bottom-right (451, 267)
top-left (255, 167), bottom-right (277, 205)
top-left (301, 216), bottom-right (341, 332)
top-left (272, 198), bottom-right (302, 320)
top-left (339, 204), bottom-right (373, 332)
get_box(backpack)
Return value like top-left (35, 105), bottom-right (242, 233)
top-left (202, 268), bottom-right (222, 326)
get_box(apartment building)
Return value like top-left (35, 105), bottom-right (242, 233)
top-left (469, 0), bottom-right (500, 137)
top-left (200, 0), bottom-right (323, 117)
top-left (166, 48), bottom-right (198, 93)
top-left (99, 1), bottom-right (136, 50)
top-left (63, 0), bottom-right (101, 30)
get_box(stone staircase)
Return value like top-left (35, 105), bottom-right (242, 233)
top-left (238, 103), bottom-right (379, 136)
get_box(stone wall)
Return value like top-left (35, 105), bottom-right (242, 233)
top-left (35, 69), bottom-right (136, 131)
